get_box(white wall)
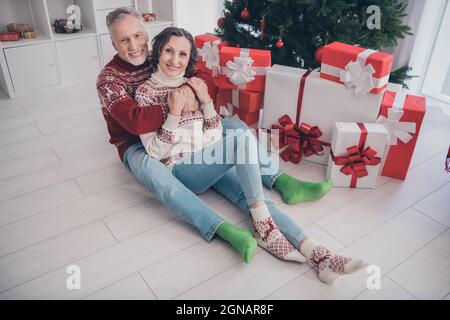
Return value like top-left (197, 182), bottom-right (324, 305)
top-left (174, 0), bottom-right (224, 36)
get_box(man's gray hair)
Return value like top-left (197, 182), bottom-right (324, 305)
top-left (106, 7), bottom-right (144, 33)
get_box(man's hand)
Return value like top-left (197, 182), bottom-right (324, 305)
top-left (186, 77), bottom-right (212, 105)
top-left (180, 85), bottom-right (200, 113)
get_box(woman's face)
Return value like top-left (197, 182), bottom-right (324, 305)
top-left (158, 35), bottom-right (191, 77)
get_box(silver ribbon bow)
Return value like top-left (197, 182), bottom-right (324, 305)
top-left (198, 40), bottom-right (221, 77)
top-left (219, 103), bottom-right (239, 120)
top-left (340, 60), bottom-right (376, 96)
top-left (376, 90), bottom-right (416, 145)
top-left (225, 56), bottom-right (256, 89)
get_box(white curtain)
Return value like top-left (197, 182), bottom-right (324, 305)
top-left (383, 0), bottom-right (426, 71)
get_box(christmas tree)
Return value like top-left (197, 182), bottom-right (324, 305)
top-left (216, 0), bottom-right (413, 85)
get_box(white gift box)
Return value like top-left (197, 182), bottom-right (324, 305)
top-left (261, 64), bottom-right (384, 164)
top-left (326, 122), bottom-right (389, 189)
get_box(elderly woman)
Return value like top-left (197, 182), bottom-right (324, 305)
top-left (130, 26), bottom-right (367, 285)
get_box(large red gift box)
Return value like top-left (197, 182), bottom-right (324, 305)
top-left (320, 41), bottom-right (393, 95)
top-left (217, 88), bottom-right (262, 114)
top-left (218, 47), bottom-right (271, 92)
top-left (195, 34), bottom-right (225, 78)
top-left (376, 84), bottom-right (426, 180)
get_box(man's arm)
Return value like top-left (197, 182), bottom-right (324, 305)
top-left (97, 77), bottom-right (165, 135)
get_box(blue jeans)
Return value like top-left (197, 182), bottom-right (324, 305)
top-left (122, 118), bottom-right (306, 246)
top-left (172, 127), bottom-right (266, 206)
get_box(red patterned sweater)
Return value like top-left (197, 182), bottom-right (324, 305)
top-left (96, 54), bottom-right (217, 161)
top-left (135, 75), bottom-right (222, 167)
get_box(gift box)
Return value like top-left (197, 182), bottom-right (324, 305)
top-left (22, 30), bottom-right (37, 39)
top-left (217, 88), bottom-right (262, 114)
top-left (262, 64), bottom-right (383, 164)
top-left (218, 103), bottom-right (260, 126)
top-left (320, 41), bottom-right (393, 95)
top-left (376, 83), bottom-right (426, 180)
top-left (326, 122), bottom-right (389, 188)
top-left (218, 47), bottom-right (271, 92)
top-left (195, 34), bottom-right (224, 78)
top-left (0, 32), bottom-right (20, 41)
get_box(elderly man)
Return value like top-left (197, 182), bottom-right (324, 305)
top-left (97, 7), bottom-right (334, 266)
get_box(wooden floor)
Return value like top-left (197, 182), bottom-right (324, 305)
top-left (0, 81), bottom-right (449, 300)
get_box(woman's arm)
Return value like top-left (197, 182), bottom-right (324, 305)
top-left (201, 101), bottom-right (223, 144)
top-left (140, 113), bottom-right (180, 160)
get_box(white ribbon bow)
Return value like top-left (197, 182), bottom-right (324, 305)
top-left (376, 108), bottom-right (416, 145)
top-left (219, 103), bottom-right (239, 120)
top-left (198, 40), bottom-right (220, 77)
top-left (340, 59), bottom-right (376, 96)
top-left (225, 56), bottom-right (256, 89)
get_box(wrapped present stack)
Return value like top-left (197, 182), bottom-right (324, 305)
top-left (261, 41), bottom-right (426, 188)
top-left (216, 46), bottom-right (270, 127)
top-left (195, 34), bottom-right (271, 127)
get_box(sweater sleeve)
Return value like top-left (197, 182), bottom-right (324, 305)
top-left (139, 113), bottom-right (180, 160)
top-left (97, 76), bottom-right (164, 135)
top-left (201, 101), bottom-right (223, 145)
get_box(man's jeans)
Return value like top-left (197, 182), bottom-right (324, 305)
top-left (122, 118), bottom-right (306, 246)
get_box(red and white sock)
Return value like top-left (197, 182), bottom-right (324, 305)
top-left (250, 206), bottom-right (306, 263)
top-left (300, 238), bottom-right (367, 284)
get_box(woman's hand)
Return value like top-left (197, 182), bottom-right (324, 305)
top-left (180, 85), bottom-right (200, 113)
top-left (186, 77), bottom-right (212, 105)
top-left (167, 88), bottom-right (186, 117)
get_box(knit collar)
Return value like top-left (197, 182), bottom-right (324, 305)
top-left (113, 54), bottom-right (150, 71)
top-left (151, 65), bottom-right (186, 87)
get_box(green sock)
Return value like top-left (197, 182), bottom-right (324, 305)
top-left (273, 173), bottom-right (333, 205)
top-left (216, 221), bottom-right (257, 263)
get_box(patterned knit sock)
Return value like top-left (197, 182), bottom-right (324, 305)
top-left (250, 206), bottom-right (306, 263)
top-left (273, 173), bottom-right (333, 205)
top-left (216, 221), bottom-right (257, 263)
top-left (300, 238), bottom-right (367, 285)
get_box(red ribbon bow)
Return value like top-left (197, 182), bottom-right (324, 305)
top-left (272, 114), bottom-right (330, 164)
top-left (332, 123), bottom-right (381, 188)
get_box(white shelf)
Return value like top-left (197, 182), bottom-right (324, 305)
top-left (52, 29), bottom-right (98, 41)
top-left (0, 0), bottom-right (176, 98)
top-left (142, 19), bottom-right (173, 29)
top-left (0, 36), bottom-right (52, 49)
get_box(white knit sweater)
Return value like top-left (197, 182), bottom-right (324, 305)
top-left (135, 68), bottom-right (223, 167)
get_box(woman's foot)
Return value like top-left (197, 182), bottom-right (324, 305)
top-left (299, 237), bottom-right (367, 285)
top-left (216, 221), bottom-right (257, 263)
top-left (273, 173), bottom-right (333, 205)
top-left (250, 206), bottom-right (306, 263)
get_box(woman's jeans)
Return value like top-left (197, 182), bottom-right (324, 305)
top-left (172, 127), bottom-right (266, 206)
top-left (123, 118), bottom-right (306, 246)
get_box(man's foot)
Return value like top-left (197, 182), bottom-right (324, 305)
top-left (300, 238), bottom-right (367, 285)
top-left (273, 173), bottom-right (333, 204)
top-left (250, 206), bottom-right (306, 263)
top-left (216, 221), bottom-right (257, 263)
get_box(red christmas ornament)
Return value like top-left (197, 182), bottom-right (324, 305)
top-left (217, 16), bottom-right (225, 29)
top-left (276, 39), bottom-right (284, 48)
top-left (314, 46), bottom-right (324, 62)
top-left (241, 7), bottom-right (250, 19)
